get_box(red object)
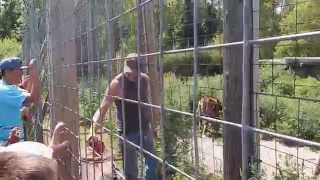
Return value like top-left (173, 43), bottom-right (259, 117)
top-left (87, 136), bottom-right (105, 156)
top-left (7, 128), bottom-right (20, 145)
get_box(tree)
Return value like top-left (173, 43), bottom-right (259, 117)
top-left (259, 0), bottom-right (281, 59)
top-left (274, 0), bottom-right (320, 57)
top-left (164, 0), bottom-right (222, 49)
top-left (0, 0), bottom-right (22, 39)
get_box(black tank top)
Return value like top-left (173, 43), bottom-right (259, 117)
top-left (114, 74), bottom-right (151, 135)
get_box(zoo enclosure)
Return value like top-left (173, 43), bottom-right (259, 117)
top-left (22, 0), bottom-right (320, 179)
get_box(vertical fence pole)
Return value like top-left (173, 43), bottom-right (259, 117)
top-left (242, 0), bottom-right (250, 179)
top-left (104, 0), bottom-right (116, 178)
top-left (242, 0), bottom-right (256, 179)
top-left (192, 0), bottom-right (200, 179)
top-left (252, 0), bottom-right (260, 175)
top-left (119, 1), bottom-right (129, 178)
top-left (46, 0), bottom-right (54, 134)
top-left (105, 0), bottom-right (113, 81)
top-left (87, 0), bottom-right (97, 179)
top-left (158, 0), bottom-right (166, 179)
top-left (136, 0), bottom-right (145, 178)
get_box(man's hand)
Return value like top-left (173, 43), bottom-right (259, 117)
top-left (20, 75), bottom-right (31, 89)
top-left (25, 58), bottom-right (40, 104)
top-left (21, 106), bottom-right (32, 122)
top-left (87, 136), bottom-right (105, 156)
top-left (28, 58), bottom-right (38, 78)
top-left (7, 127), bottom-right (21, 145)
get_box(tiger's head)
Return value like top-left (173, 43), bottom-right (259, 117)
top-left (198, 96), bottom-right (222, 118)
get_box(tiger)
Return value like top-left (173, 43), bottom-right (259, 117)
top-left (197, 96), bottom-right (223, 137)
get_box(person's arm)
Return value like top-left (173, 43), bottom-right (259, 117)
top-left (21, 106), bottom-right (32, 122)
top-left (91, 78), bottom-right (120, 134)
top-left (24, 60), bottom-right (40, 105)
top-left (20, 75), bottom-right (32, 90)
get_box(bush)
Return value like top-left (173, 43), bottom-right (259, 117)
top-left (258, 65), bottom-right (320, 142)
top-left (0, 38), bottom-right (21, 59)
top-left (164, 50), bottom-right (222, 76)
top-left (274, 154), bottom-right (317, 180)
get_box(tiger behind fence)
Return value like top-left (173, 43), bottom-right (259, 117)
top-left (197, 96), bottom-right (223, 137)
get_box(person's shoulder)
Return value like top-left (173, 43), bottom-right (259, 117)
top-left (109, 74), bottom-right (123, 91)
top-left (112, 74), bottom-right (123, 84)
top-left (0, 81), bottom-right (25, 94)
top-left (140, 73), bottom-right (150, 81)
top-left (18, 87), bottom-right (31, 97)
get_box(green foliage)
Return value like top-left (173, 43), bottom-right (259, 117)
top-left (163, 73), bottom-right (193, 177)
top-left (164, 51), bottom-right (222, 76)
top-left (275, 155), bottom-right (317, 180)
top-left (0, 38), bottom-right (21, 59)
top-left (275, 40), bottom-right (320, 58)
top-left (163, 0), bottom-right (222, 49)
top-left (0, 0), bottom-right (22, 39)
top-left (79, 78), bottom-right (106, 125)
top-left (279, 0), bottom-right (320, 35)
top-left (163, 73), bottom-right (223, 178)
top-left (119, 11), bottom-right (137, 53)
top-left (259, 0), bottom-right (281, 59)
top-left (249, 160), bottom-right (267, 180)
top-left (274, 0), bottom-right (320, 57)
top-left (259, 65), bottom-right (320, 141)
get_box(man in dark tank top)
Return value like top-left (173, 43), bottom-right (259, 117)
top-left (90, 53), bottom-right (156, 180)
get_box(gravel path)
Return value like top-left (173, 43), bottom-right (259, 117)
top-left (198, 137), bottom-right (320, 179)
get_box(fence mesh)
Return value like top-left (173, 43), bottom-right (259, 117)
top-left (21, 0), bottom-right (320, 179)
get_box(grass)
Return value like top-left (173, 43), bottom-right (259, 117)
top-left (0, 38), bottom-right (21, 59)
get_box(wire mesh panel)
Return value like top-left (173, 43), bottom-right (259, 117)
top-left (254, 0), bottom-right (320, 179)
top-left (20, 0), bottom-right (320, 179)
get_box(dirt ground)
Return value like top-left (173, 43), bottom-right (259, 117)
top-left (198, 136), bottom-right (320, 179)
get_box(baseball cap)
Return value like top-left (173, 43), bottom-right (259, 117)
top-left (123, 53), bottom-right (139, 73)
top-left (0, 57), bottom-right (28, 71)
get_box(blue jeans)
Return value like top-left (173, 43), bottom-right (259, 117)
top-left (120, 130), bottom-right (157, 180)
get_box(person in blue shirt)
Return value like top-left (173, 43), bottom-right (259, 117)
top-left (0, 57), bottom-right (40, 146)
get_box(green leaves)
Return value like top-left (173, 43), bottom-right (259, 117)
top-left (0, 0), bottom-right (22, 39)
top-left (0, 38), bottom-right (21, 59)
top-left (274, 0), bottom-right (320, 58)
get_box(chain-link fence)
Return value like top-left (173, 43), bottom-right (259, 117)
top-left (22, 0), bottom-right (320, 179)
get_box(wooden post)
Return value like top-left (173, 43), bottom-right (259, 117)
top-left (222, 0), bottom-right (254, 179)
top-left (48, 0), bottom-right (79, 179)
top-left (138, 0), bottom-right (161, 131)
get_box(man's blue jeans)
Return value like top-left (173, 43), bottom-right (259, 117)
top-left (120, 130), bottom-right (157, 180)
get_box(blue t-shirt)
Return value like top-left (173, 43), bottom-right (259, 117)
top-left (0, 80), bottom-right (29, 141)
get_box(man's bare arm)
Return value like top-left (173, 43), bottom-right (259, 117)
top-left (92, 79), bottom-right (120, 132)
top-left (24, 60), bottom-right (41, 105)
